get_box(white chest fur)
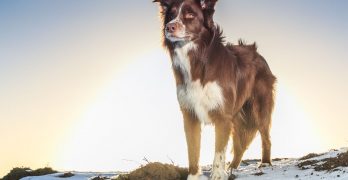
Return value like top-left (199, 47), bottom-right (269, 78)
top-left (173, 42), bottom-right (224, 124)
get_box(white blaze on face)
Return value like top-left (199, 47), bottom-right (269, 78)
top-left (211, 149), bottom-right (228, 180)
top-left (173, 42), bottom-right (224, 124)
top-left (165, 3), bottom-right (187, 42)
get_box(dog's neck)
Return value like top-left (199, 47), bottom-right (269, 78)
top-left (169, 26), bottom-right (220, 62)
top-left (171, 41), bottom-right (197, 83)
top-left (169, 27), bottom-right (222, 85)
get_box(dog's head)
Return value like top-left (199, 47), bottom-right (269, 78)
top-left (153, 0), bottom-right (218, 44)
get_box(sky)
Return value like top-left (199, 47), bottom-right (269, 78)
top-left (0, 0), bottom-right (348, 177)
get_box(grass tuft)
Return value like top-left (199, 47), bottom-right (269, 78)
top-left (1, 167), bottom-right (57, 180)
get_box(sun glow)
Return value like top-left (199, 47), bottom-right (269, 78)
top-left (1, 1), bottom-right (347, 177)
top-left (54, 51), bottom-right (326, 172)
top-left (55, 51), bottom-right (184, 172)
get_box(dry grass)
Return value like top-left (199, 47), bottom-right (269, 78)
top-left (1, 167), bottom-right (57, 180)
top-left (115, 162), bottom-right (188, 180)
top-left (57, 172), bottom-right (74, 178)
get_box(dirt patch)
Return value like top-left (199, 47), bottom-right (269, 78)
top-left (297, 160), bottom-right (319, 170)
top-left (90, 176), bottom-right (109, 180)
top-left (253, 172), bottom-right (265, 176)
top-left (115, 162), bottom-right (188, 180)
top-left (57, 172), bottom-right (74, 178)
top-left (298, 151), bottom-right (348, 172)
top-left (299, 153), bottom-right (322, 160)
top-left (314, 151), bottom-right (348, 171)
top-left (272, 158), bottom-right (289, 161)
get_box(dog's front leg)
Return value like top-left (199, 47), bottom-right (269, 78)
top-left (183, 110), bottom-right (204, 180)
top-left (211, 120), bottom-right (231, 180)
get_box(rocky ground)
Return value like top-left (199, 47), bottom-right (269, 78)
top-left (5, 148), bottom-right (347, 180)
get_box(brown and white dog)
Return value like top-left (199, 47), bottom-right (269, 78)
top-left (153, 0), bottom-right (276, 179)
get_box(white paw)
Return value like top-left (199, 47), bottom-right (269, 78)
top-left (187, 174), bottom-right (208, 180)
top-left (211, 168), bottom-right (228, 180)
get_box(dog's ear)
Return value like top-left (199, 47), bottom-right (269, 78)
top-left (200, 0), bottom-right (218, 10)
top-left (200, 0), bottom-right (218, 29)
top-left (153, 0), bottom-right (174, 11)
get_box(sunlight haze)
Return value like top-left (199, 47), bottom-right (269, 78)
top-left (0, 0), bottom-right (347, 177)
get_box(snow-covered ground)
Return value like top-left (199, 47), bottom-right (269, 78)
top-left (223, 147), bottom-right (348, 179)
top-left (20, 172), bottom-right (118, 180)
top-left (20, 148), bottom-right (348, 180)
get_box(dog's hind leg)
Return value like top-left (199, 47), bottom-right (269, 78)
top-left (257, 109), bottom-right (272, 166)
top-left (253, 85), bottom-right (274, 166)
top-left (259, 125), bottom-right (272, 166)
top-left (229, 125), bottom-right (257, 169)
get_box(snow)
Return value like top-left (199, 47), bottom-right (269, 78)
top-left (20, 172), bottom-right (118, 180)
top-left (20, 148), bottom-right (348, 180)
top-left (308, 148), bottom-right (348, 161)
top-left (224, 147), bottom-right (348, 179)
top-left (227, 158), bottom-right (348, 180)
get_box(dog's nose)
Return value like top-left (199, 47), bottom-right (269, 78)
top-left (166, 23), bottom-right (177, 33)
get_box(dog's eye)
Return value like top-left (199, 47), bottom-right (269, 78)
top-left (185, 13), bottom-right (195, 19)
top-left (168, 9), bottom-right (178, 20)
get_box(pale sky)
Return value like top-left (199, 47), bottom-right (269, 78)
top-left (1, 0), bottom-right (348, 177)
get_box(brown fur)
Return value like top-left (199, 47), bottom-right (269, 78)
top-left (182, 110), bottom-right (201, 175)
top-left (154, 0), bottom-right (276, 176)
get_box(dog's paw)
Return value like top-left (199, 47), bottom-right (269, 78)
top-left (228, 173), bottom-right (237, 180)
top-left (228, 169), bottom-right (237, 180)
top-left (211, 169), bottom-right (228, 180)
top-left (187, 174), bottom-right (208, 180)
top-left (258, 163), bottom-right (272, 168)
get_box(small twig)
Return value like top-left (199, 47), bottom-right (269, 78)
top-left (167, 155), bottom-right (175, 165)
top-left (143, 157), bottom-right (150, 164)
